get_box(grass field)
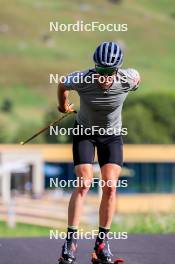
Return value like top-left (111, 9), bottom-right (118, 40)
top-left (1, 213), bottom-right (175, 237)
top-left (0, 0), bottom-right (175, 142)
top-left (112, 213), bottom-right (175, 234)
top-left (0, 221), bottom-right (51, 237)
top-left (1, 0), bottom-right (174, 92)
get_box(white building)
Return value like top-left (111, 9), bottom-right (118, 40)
top-left (0, 149), bottom-right (44, 203)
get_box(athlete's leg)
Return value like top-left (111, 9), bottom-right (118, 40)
top-left (68, 129), bottom-right (95, 227)
top-left (92, 164), bottom-right (121, 263)
top-left (59, 132), bottom-right (95, 263)
top-left (97, 135), bottom-right (123, 228)
top-left (68, 164), bottom-right (93, 227)
top-left (92, 135), bottom-right (123, 263)
top-left (99, 163), bottom-right (121, 228)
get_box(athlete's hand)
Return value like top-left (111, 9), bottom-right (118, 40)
top-left (58, 103), bottom-right (75, 113)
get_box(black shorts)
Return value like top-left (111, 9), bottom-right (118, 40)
top-left (73, 122), bottom-right (123, 167)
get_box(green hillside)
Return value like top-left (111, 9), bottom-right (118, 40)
top-left (0, 0), bottom-right (175, 143)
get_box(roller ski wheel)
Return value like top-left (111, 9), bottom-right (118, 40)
top-left (91, 252), bottom-right (124, 264)
top-left (58, 257), bottom-right (76, 264)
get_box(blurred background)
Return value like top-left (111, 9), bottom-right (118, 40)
top-left (0, 0), bottom-right (175, 237)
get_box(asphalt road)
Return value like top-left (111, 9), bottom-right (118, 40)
top-left (0, 235), bottom-right (175, 264)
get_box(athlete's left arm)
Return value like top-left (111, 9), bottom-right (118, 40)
top-left (126, 69), bottom-right (141, 91)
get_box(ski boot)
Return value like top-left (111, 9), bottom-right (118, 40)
top-left (91, 240), bottom-right (124, 264)
top-left (58, 240), bottom-right (77, 264)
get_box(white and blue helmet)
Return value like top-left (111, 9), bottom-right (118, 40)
top-left (93, 41), bottom-right (123, 68)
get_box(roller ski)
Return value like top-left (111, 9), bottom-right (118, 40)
top-left (58, 240), bottom-right (77, 264)
top-left (91, 240), bottom-right (124, 264)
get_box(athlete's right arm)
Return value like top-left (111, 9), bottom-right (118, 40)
top-left (57, 82), bottom-right (74, 113)
top-left (57, 70), bottom-right (83, 112)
